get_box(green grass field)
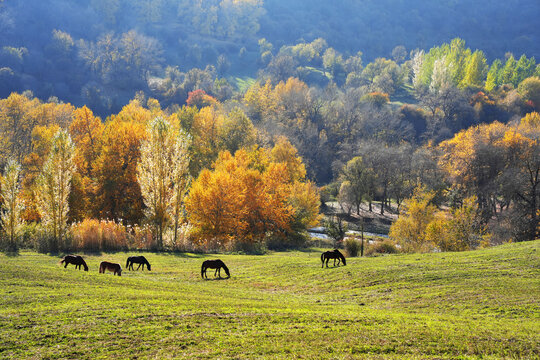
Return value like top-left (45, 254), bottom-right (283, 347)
top-left (1, 241), bottom-right (539, 359)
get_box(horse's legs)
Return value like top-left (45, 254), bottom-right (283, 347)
top-left (203, 267), bottom-right (207, 279)
top-left (136, 263), bottom-right (142, 271)
top-left (325, 258), bottom-right (329, 268)
top-left (64, 262), bottom-right (68, 268)
top-left (218, 268), bottom-right (221, 278)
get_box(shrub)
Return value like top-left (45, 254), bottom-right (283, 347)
top-left (163, 224), bottom-right (195, 252)
top-left (344, 237), bottom-right (361, 257)
top-left (130, 224), bottom-right (155, 251)
top-left (71, 219), bottom-right (128, 252)
top-left (266, 232), bottom-right (308, 251)
top-left (365, 239), bottom-right (399, 256)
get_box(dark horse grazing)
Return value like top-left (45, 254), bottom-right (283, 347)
top-left (201, 259), bottom-right (230, 279)
top-left (321, 249), bottom-right (347, 268)
top-left (126, 256), bottom-right (151, 271)
top-left (60, 255), bottom-right (88, 271)
top-left (99, 261), bottom-right (122, 276)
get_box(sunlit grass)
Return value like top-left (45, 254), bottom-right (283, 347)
top-left (228, 76), bottom-right (256, 93)
top-left (0, 241), bottom-right (539, 359)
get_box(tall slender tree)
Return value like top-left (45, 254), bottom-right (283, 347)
top-left (36, 129), bottom-right (76, 251)
top-left (1, 158), bottom-right (23, 250)
top-left (138, 117), bottom-right (191, 249)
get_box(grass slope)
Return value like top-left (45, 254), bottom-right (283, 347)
top-left (0, 241), bottom-right (539, 359)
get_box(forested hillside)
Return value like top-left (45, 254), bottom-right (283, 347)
top-left (0, 0), bottom-right (538, 253)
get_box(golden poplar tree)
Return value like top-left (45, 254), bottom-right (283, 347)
top-left (36, 129), bottom-right (76, 251)
top-left (138, 116), bottom-right (191, 249)
top-left (0, 158), bottom-right (23, 250)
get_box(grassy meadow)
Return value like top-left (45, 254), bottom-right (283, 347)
top-left (0, 241), bottom-right (539, 359)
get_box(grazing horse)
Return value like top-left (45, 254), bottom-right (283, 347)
top-left (99, 261), bottom-right (122, 276)
top-left (321, 249), bottom-right (347, 268)
top-left (126, 256), bottom-right (151, 271)
top-left (201, 259), bottom-right (230, 279)
top-left (60, 255), bottom-right (88, 271)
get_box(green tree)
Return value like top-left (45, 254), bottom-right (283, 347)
top-left (461, 50), bottom-right (487, 88)
top-left (340, 157), bottom-right (368, 215)
top-left (485, 59), bottom-right (502, 91)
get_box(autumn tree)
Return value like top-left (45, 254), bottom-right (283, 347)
top-left (389, 187), bottom-right (437, 252)
top-left (518, 76), bottom-right (540, 110)
top-left (137, 116), bottom-right (191, 249)
top-left (36, 129), bottom-right (76, 252)
top-left (94, 116), bottom-right (146, 224)
top-left (0, 158), bottom-right (23, 251)
top-left (186, 143), bottom-right (319, 250)
top-left (68, 106), bottom-right (104, 220)
top-left (426, 196), bottom-right (488, 251)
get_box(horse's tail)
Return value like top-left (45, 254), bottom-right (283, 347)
top-left (321, 252), bottom-right (325, 267)
top-left (221, 262), bottom-right (230, 278)
top-left (201, 262), bottom-right (206, 279)
top-left (126, 258), bottom-right (130, 269)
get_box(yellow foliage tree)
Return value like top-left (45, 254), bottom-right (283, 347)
top-left (426, 197), bottom-right (489, 251)
top-left (389, 187), bottom-right (437, 252)
top-left (186, 143), bottom-right (319, 249)
top-left (93, 117), bottom-right (146, 224)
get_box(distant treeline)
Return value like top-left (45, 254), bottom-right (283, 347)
top-left (1, 0), bottom-right (540, 113)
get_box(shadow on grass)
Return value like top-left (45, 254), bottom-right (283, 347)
top-left (202, 277), bottom-right (230, 281)
top-left (3, 249), bottom-right (20, 257)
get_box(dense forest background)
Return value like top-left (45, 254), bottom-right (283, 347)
top-left (0, 0), bottom-right (539, 252)
top-left (1, 0), bottom-right (540, 112)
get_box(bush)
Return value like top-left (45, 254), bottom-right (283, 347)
top-left (266, 232), bottom-right (308, 251)
top-left (365, 239), bottom-right (399, 256)
top-left (71, 219), bottom-right (128, 252)
top-left (229, 240), bottom-right (267, 255)
top-left (162, 224), bottom-right (196, 252)
top-left (344, 237), bottom-right (361, 257)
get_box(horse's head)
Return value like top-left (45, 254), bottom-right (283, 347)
top-left (147, 263), bottom-right (151, 271)
top-left (221, 263), bottom-right (230, 278)
top-left (83, 264), bottom-right (89, 271)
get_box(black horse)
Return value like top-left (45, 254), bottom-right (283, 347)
top-left (201, 259), bottom-right (230, 279)
top-left (126, 256), bottom-right (151, 271)
top-left (60, 255), bottom-right (88, 271)
top-left (321, 249), bottom-right (346, 268)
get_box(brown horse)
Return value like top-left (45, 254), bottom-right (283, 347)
top-left (60, 255), bottom-right (88, 271)
top-left (321, 249), bottom-right (346, 268)
top-left (201, 259), bottom-right (230, 279)
top-left (126, 256), bottom-right (151, 271)
top-left (99, 261), bottom-right (122, 276)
